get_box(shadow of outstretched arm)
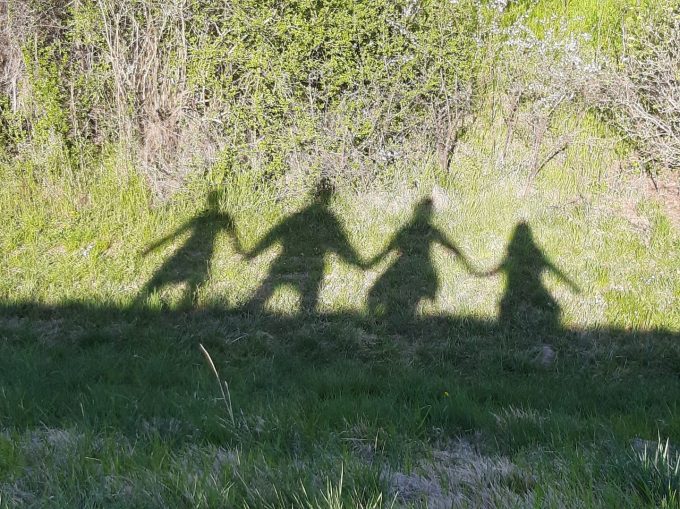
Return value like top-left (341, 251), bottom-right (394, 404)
top-left (141, 221), bottom-right (192, 256)
top-left (334, 234), bottom-right (376, 270)
top-left (363, 238), bottom-right (397, 268)
top-left (242, 223), bottom-right (281, 261)
top-left (547, 261), bottom-right (581, 293)
top-left (216, 213), bottom-right (246, 256)
top-left (435, 229), bottom-right (482, 275)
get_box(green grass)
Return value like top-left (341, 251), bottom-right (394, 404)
top-left (1, 120), bottom-right (680, 507)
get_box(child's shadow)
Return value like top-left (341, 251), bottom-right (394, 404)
top-left (366, 198), bottom-right (474, 322)
top-left (136, 190), bottom-right (239, 309)
top-left (476, 221), bottom-right (580, 331)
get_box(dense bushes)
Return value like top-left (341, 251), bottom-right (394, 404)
top-left (0, 0), bottom-right (676, 198)
top-left (599, 2), bottom-right (680, 174)
top-left (0, 0), bottom-right (486, 196)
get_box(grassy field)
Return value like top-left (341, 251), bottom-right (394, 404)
top-left (1, 104), bottom-right (679, 508)
top-left (0, 3), bottom-right (678, 503)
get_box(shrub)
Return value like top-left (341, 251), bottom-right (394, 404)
top-left (599, 2), bottom-right (680, 174)
top-left (486, 14), bottom-right (601, 185)
top-left (0, 0), bottom-right (486, 197)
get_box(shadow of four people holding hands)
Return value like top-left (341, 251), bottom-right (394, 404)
top-left (138, 183), bottom-right (580, 330)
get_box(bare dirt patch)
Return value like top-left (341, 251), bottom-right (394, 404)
top-left (386, 438), bottom-right (535, 508)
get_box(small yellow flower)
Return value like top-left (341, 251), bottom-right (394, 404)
top-left (443, 391), bottom-right (450, 398)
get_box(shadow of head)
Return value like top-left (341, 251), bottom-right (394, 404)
top-left (414, 197), bottom-right (434, 218)
top-left (207, 189), bottom-right (222, 212)
top-left (313, 178), bottom-right (335, 205)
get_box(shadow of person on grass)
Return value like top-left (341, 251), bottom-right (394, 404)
top-left (477, 221), bottom-right (580, 332)
top-left (366, 198), bottom-right (475, 324)
top-left (243, 181), bottom-right (368, 314)
top-left (136, 190), bottom-right (239, 309)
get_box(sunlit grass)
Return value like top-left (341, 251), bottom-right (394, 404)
top-left (1, 91), bottom-right (679, 508)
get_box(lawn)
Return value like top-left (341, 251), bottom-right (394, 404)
top-left (1, 134), bottom-right (679, 507)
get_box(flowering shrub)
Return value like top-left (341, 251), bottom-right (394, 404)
top-left (600, 3), bottom-right (680, 173)
top-left (491, 15), bottom-right (600, 180)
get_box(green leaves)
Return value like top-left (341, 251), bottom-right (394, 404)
top-left (1, 0), bottom-right (485, 189)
